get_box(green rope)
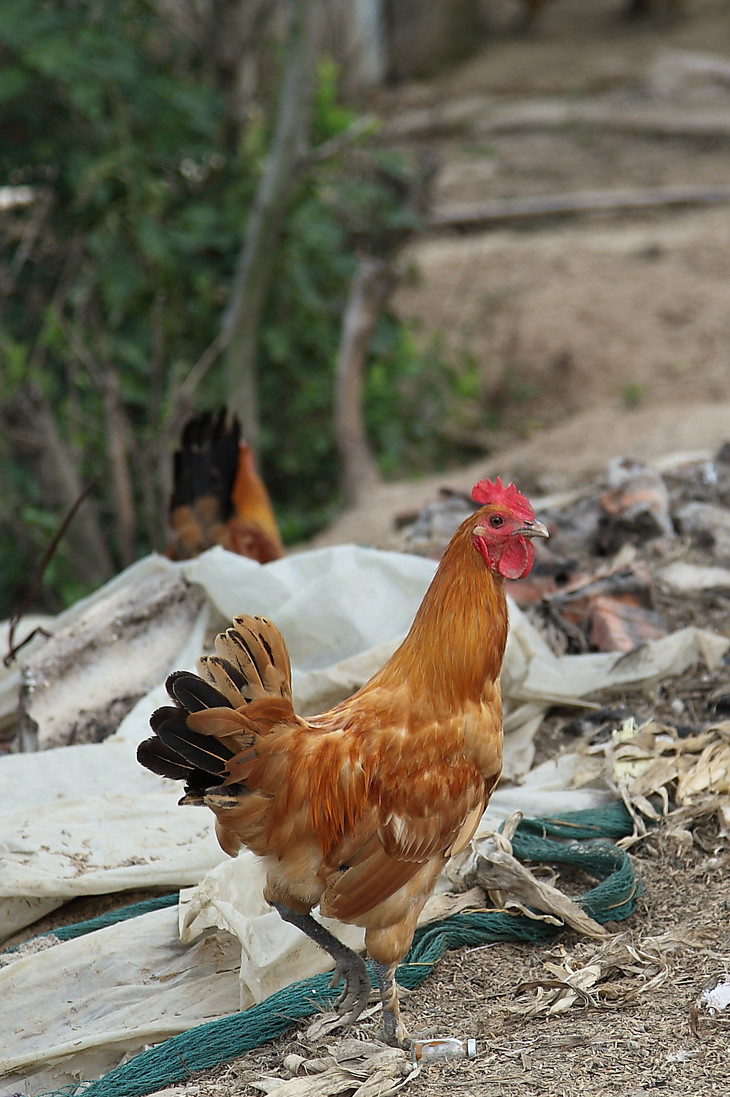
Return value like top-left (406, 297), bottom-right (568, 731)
top-left (30, 804), bottom-right (638, 1097)
top-left (513, 801), bottom-right (637, 841)
top-left (49, 893), bottom-right (179, 941)
top-left (3, 894), bottom-right (179, 954)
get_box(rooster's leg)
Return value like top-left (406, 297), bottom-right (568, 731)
top-left (272, 902), bottom-right (372, 1024)
top-left (372, 960), bottom-right (408, 1047)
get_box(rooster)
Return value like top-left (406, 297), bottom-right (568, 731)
top-left (166, 409), bottom-right (284, 563)
top-left (139, 477), bottom-right (548, 1045)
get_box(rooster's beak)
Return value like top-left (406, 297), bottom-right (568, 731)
top-left (521, 519), bottom-right (549, 539)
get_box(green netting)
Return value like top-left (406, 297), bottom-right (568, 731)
top-left (31, 803), bottom-right (639, 1097)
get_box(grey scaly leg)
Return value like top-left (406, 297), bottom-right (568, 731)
top-left (372, 959), bottom-right (408, 1047)
top-left (272, 902), bottom-right (372, 1024)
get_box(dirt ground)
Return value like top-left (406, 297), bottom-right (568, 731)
top-left (15, 4), bottom-right (730, 1094)
top-left (312, 0), bottom-right (730, 549)
top-left (142, 831), bottom-right (730, 1097)
top-left (392, 0), bottom-right (730, 430)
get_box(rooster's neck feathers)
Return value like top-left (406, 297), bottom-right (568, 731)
top-left (373, 513), bottom-right (508, 707)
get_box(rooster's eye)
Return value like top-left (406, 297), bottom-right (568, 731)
top-left (489, 515), bottom-right (504, 528)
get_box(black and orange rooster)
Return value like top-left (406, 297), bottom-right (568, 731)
top-left (139, 477), bottom-right (548, 1045)
top-left (165, 409), bottom-right (284, 564)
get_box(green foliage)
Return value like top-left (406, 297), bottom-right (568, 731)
top-left (622, 381), bottom-right (645, 408)
top-left (312, 56), bottom-right (357, 143)
top-left (0, 0), bottom-right (471, 614)
top-left (1, 0), bottom-right (233, 610)
top-left (365, 325), bottom-right (485, 478)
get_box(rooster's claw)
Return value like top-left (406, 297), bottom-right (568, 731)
top-left (329, 952), bottom-right (372, 1024)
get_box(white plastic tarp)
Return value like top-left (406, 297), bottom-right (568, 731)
top-left (1, 545), bottom-right (727, 1094)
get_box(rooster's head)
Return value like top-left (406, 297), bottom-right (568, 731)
top-left (470, 477), bottom-right (548, 580)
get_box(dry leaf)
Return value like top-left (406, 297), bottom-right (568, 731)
top-left (474, 819), bottom-right (607, 940)
top-left (580, 716), bottom-right (730, 841)
top-left (509, 929), bottom-right (712, 1017)
top-left (254, 1040), bottom-right (417, 1097)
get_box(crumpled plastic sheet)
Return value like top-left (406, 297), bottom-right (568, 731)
top-left (1, 544), bottom-right (727, 1094)
top-left (0, 547), bottom-right (437, 939)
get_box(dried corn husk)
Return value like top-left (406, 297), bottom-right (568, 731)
top-left (576, 717), bottom-right (730, 841)
top-left (510, 929), bottom-right (713, 1017)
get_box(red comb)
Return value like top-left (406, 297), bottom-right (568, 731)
top-left (471, 477), bottom-right (534, 520)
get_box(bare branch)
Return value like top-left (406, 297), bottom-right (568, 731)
top-left (175, 329), bottom-right (229, 417)
top-left (223, 0), bottom-right (318, 452)
top-left (4, 476), bottom-right (101, 666)
top-left (334, 258), bottom-right (400, 507)
top-left (11, 384), bottom-right (115, 582)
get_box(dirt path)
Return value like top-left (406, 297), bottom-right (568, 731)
top-left (315, 0), bottom-right (730, 548)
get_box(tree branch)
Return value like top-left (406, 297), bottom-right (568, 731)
top-left (222, 0), bottom-right (318, 452)
top-left (4, 476), bottom-right (100, 666)
top-left (334, 258), bottom-right (400, 507)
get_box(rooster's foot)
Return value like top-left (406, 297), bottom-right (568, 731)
top-left (272, 902), bottom-right (373, 1027)
top-left (372, 959), bottom-right (409, 1047)
top-left (328, 952), bottom-right (372, 1024)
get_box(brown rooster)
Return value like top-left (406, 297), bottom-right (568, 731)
top-left (139, 477), bottom-right (548, 1045)
top-left (166, 409), bottom-right (284, 564)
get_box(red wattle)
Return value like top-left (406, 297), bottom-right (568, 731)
top-left (496, 537), bottom-right (534, 580)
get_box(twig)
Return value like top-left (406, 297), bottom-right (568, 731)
top-left (176, 328), bottom-right (229, 410)
top-left (306, 114), bottom-right (379, 165)
top-left (4, 476), bottom-right (101, 666)
top-left (430, 183), bottom-right (730, 230)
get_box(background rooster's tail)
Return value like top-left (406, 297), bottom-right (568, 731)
top-left (166, 408), bottom-right (240, 560)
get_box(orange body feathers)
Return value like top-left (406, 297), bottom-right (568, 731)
top-left (140, 478), bottom-right (548, 1044)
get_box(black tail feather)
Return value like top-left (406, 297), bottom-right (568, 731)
top-left (137, 735), bottom-right (195, 781)
top-left (149, 704), bottom-right (183, 733)
top-left (166, 670), bottom-right (232, 713)
top-left (170, 408), bottom-right (240, 517)
top-left (154, 712), bottom-right (234, 777)
top-left (141, 613), bottom-right (291, 799)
